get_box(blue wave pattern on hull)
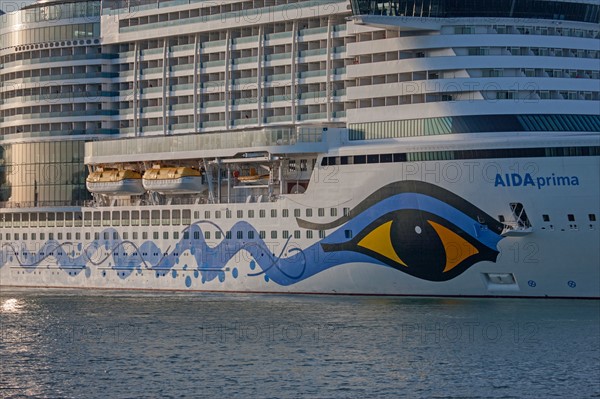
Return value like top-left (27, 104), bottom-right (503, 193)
top-left (0, 182), bottom-right (506, 286)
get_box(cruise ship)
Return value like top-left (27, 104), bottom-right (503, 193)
top-left (1, 0), bottom-right (599, 297)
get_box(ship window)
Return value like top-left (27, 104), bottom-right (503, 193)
top-left (41, 233), bottom-right (46, 240)
top-left (85, 233), bottom-right (90, 240)
top-left (319, 230), bottom-right (326, 239)
top-left (260, 231), bottom-right (266, 239)
top-left (215, 211), bottom-right (221, 219)
top-left (112, 211), bottom-right (120, 226)
top-left (204, 231), bottom-right (210, 240)
top-left (30, 213), bottom-right (38, 227)
top-left (345, 230), bottom-right (353, 239)
top-left (226, 231), bottom-right (232, 240)
top-left (173, 232), bottom-right (179, 240)
top-left (154, 232), bottom-right (159, 240)
top-left (331, 208), bottom-right (338, 217)
top-left (113, 233), bottom-right (118, 240)
top-left (543, 214), bottom-right (550, 222)
top-left (93, 212), bottom-right (101, 227)
top-left (367, 154), bottom-right (379, 164)
top-left (237, 231), bottom-right (243, 239)
top-left (307, 230), bottom-right (313, 239)
top-left (393, 153), bottom-right (407, 162)
top-left (5, 233), bottom-right (10, 240)
top-left (132, 211), bottom-right (140, 226)
top-left (151, 210), bottom-right (160, 226)
top-left (498, 215), bottom-right (505, 222)
top-left (76, 233), bottom-right (80, 240)
top-left (194, 211), bottom-right (200, 219)
top-left (162, 210), bottom-right (170, 226)
top-left (23, 234), bottom-right (28, 241)
top-left (353, 155), bottom-right (366, 164)
top-left (340, 156), bottom-right (350, 165)
top-left (94, 233), bottom-right (99, 240)
top-left (248, 231), bottom-right (254, 239)
top-left (14, 233), bottom-right (19, 241)
top-left (194, 231), bottom-right (200, 240)
top-left (380, 154), bottom-right (393, 163)
top-left (248, 210), bottom-right (254, 218)
top-left (568, 214), bottom-right (575, 222)
top-left (182, 210), bottom-right (191, 225)
top-left (589, 214), bottom-right (597, 222)
top-left (300, 159), bottom-right (308, 172)
top-left (283, 209), bottom-right (289, 218)
top-left (216, 231), bottom-right (222, 239)
top-left (122, 211), bottom-right (130, 226)
top-left (102, 211), bottom-right (110, 227)
top-left (172, 210), bottom-right (180, 225)
top-left (104, 232), bottom-right (109, 240)
top-left (271, 231), bottom-right (277, 239)
top-left (283, 231), bottom-right (289, 239)
top-left (141, 211), bottom-right (149, 226)
top-left (343, 208), bottom-right (350, 217)
top-left (63, 212), bottom-right (72, 227)
top-left (183, 232), bottom-right (189, 239)
top-left (226, 210), bottom-right (232, 219)
top-left (237, 210), bottom-right (243, 218)
top-left (205, 211), bottom-right (210, 219)
top-left (294, 231), bottom-right (301, 239)
top-left (142, 232), bottom-right (148, 240)
top-left (318, 208), bottom-right (325, 217)
top-left (47, 213), bottom-right (55, 228)
top-left (294, 209), bottom-right (300, 217)
top-left (163, 232), bottom-right (169, 240)
top-left (260, 210), bottom-right (266, 218)
top-left (56, 213), bottom-right (64, 227)
top-left (32, 233), bottom-right (36, 240)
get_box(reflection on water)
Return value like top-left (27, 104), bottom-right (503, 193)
top-left (0, 290), bottom-right (599, 398)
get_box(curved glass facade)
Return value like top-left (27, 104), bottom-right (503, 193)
top-left (0, 141), bottom-right (89, 207)
top-left (350, 0), bottom-right (600, 23)
top-left (349, 114), bottom-right (600, 140)
top-left (0, 1), bottom-right (100, 49)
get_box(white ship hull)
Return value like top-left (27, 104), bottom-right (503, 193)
top-left (2, 155), bottom-right (599, 298)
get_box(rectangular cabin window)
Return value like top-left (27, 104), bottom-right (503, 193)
top-left (331, 208), bottom-right (338, 217)
top-left (93, 212), bottom-right (101, 227)
top-left (271, 231), bottom-right (278, 239)
top-left (47, 213), bottom-right (55, 227)
top-left (260, 210), bottom-right (266, 218)
top-left (182, 210), bottom-right (191, 225)
top-left (283, 231), bottom-right (290, 239)
top-left (282, 209), bottom-right (289, 218)
top-left (112, 211), bottom-right (120, 226)
top-left (380, 154), bottom-right (393, 163)
top-left (353, 155), bottom-right (366, 164)
top-left (226, 210), bottom-right (232, 219)
top-left (162, 210), bottom-right (170, 226)
top-left (123, 232), bottom-right (128, 240)
top-left (260, 231), bottom-right (266, 239)
top-left (589, 214), bottom-right (597, 222)
top-left (367, 154), bottom-right (379, 164)
top-left (542, 214), bottom-right (550, 222)
top-left (74, 212), bottom-right (82, 227)
top-left (142, 232), bottom-right (148, 240)
top-left (151, 210), bottom-right (160, 226)
top-left (122, 211), bottom-right (130, 226)
top-left (393, 153), bottom-right (407, 162)
top-left (215, 231), bottom-right (222, 240)
top-left (56, 212), bottom-right (64, 227)
top-left (84, 212), bottom-right (91, 227)
top-left (65, 212), bottom-right (73, 227)
top-left (294, 231), bottom-right (301, 239)
top-left (173, 232), bottom-right (179, 240)
top-left (204, 231), bottom-right (210, 240)
top-left (21, 213), bottom-right (29, 228)
top-left (306, 230), bottom-right (313, 239)
top-left (237, 210), bottom-right (243, 219)
top-left (141, 211), bottom-right (150, 226)
top-left (215, 211), bottom-right (222, 219)
top-left (271, 209), bottom-right (277, 218)
top-left (172, 210), bottom-right (180, 226)
top-left (248, 231), bottom-right (255, 239)
top-left (205, 211), bottom-right (210, 219)
top-left (340, 156), bottom-right (350, 165)
top-left (102, 211), bottom-right (110, 227)
top-left (294, 209), bottom-right (301, 217)
top-left (153, 232), bottom-right (159, 240)
top-left (39, 213), bottom-right (47, 227)
top-left (131, 211), bottom-right (140, 226)
top-left (568, 214), bottom-right (575, 222)
top-left (237, 231), bottom-right (243, 239)
top-left (30, 213), bottom-right (38, 228)
top-left (248, 210), bottom-right (255, 218)
top-left (306, 209), bottom-right (313, 217)
top-left (318, 208), bottom-right (325, 217)
top-left (85, 233), bottom-right (90, 240)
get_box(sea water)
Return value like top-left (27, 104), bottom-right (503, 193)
top-left (1, 290), bottom-right (599, 398)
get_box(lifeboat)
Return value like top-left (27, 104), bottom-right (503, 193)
top-left (86, 169), bottom-right (145, 196)
top-left (237, 174), bottom-right (270, 185)
top-left (142, 167), bottom-right (206, 194)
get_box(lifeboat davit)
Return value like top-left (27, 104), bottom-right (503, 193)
top-left (86, 169), bottom-right (145, 196)
top-left (142, 167), bottom-right (206, 194)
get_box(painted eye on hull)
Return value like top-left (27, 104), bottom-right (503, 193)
top-left (321, 210), bottom-right (500, 282)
